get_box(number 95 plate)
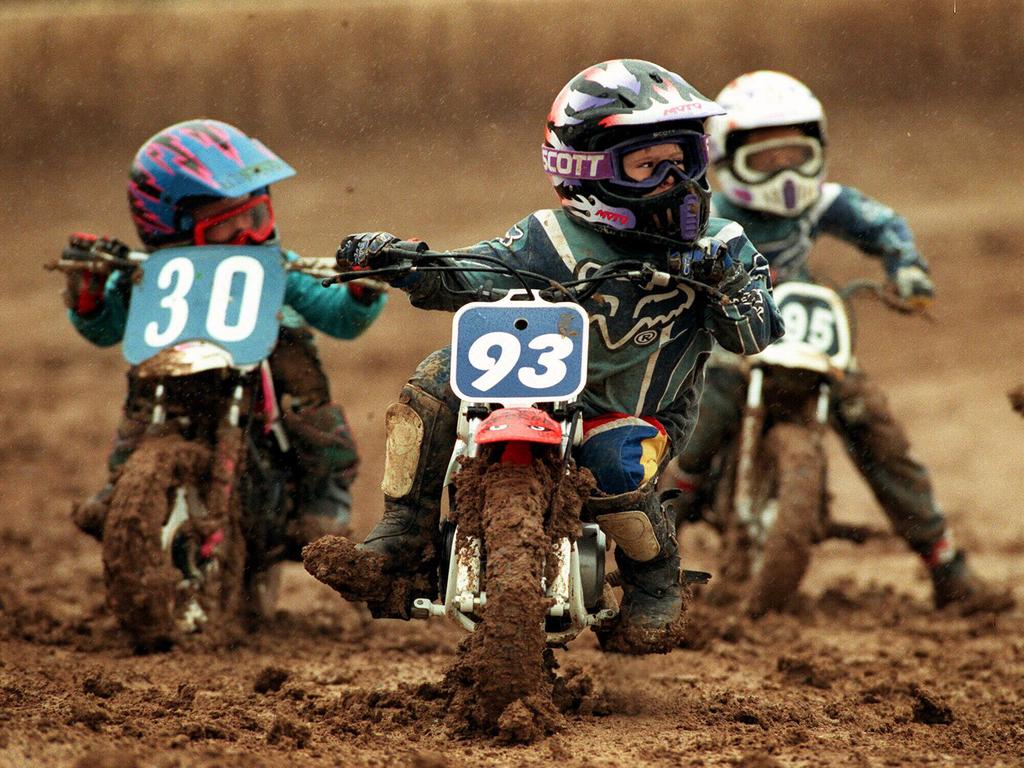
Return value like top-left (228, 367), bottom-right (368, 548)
top-left (450, 294), bottom-right (589, 404)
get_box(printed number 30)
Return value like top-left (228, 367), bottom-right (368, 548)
top-left (144, 256), bottom-right (265, 347)
top-left (468, 331), bottom-right (573, 392)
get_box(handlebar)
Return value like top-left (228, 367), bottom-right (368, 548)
top-left (327, 243), bottom-right (733, 305)
top-left (838, 278), bottom-right (933, 319)
top-left (45, 244), bottom-right (386, 293)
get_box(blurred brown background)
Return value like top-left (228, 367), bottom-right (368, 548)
top-left (2, 0), bottom-right (1022, 552)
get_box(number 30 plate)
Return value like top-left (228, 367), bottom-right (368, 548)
top-left (450, 294), bottom-right (589, 404)
top-left (123, 245), bottom-right (286, 366)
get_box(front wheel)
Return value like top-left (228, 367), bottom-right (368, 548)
top-left (102, 431), bottom-right (244, 649)
top-left (444, 456), bottom-right (583, 741)
top-left (744, 423), bottom-right (825, 616)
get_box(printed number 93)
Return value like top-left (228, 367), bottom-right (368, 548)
top-left (467, 331), bottom-right (573, 392)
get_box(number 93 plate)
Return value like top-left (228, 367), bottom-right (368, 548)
top-left (123, 246), bottom-right (286, 366)
top-left (450, 293), bottom-right (589, 404)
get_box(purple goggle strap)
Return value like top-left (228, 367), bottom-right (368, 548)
top-left (542, 131), bottom-right (709, 189)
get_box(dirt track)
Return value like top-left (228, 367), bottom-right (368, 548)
top-left (2, 2), bottom-right (1024, 766)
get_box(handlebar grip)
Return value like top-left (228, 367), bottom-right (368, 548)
top-left (382, 240), bottom-right (430, 260)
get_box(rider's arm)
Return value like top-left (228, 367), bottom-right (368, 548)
top-left (284, 267), bottom-right (387, 340)
top-left (702, 222), bottom-right (785, 355)
top-left (387, 215), bottom-right (555, 312)
top-left (816, 183), bottom-right (928, 276)
top-left (67, 271), bottom-right (130, 347)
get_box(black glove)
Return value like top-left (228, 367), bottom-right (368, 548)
top-left (335, 232), bottom-right (401, 271)
top-left (681, 238), bottom-right (750, 296)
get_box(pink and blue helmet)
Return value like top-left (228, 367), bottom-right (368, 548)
top-left (544, 60), bottom-right (724, 248)
top-left (127, 119), bottom-right (295, 248)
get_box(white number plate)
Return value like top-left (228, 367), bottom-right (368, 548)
top-left (123, 245), bottom-right (286, 366)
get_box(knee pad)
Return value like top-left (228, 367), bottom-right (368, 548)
top-left (381, 384), bottom-right (454, 501)
top-left (587, 485), bottom-right (666, 563)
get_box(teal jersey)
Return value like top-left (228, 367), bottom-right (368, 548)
top-left (393, 209), bottom-right (783, 449)
top-left (712, 183), bottom-right (928, 284)
top-left (68, 248), bottom-right (386, 349)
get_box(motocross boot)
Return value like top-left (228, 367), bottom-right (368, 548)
top-left (658, 462), bottom-right (705, 535)
top-left (358, 382), bottom-right (456, 574)
top-left (305, 379), bottom-right (458, 619)
top-left (70, 418), bottom-right (143, 542)
top-left (590, 486), bottom-right (684, 654)
top-left (929, 547), bottom-right (1016, 615)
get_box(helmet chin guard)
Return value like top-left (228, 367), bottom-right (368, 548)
top-left (717, 166), bottom-right (823, 218)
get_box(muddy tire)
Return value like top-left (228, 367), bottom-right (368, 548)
top-left (745, 423), bottom-right (825, 617)
top-left (445, 459), bottom-right (566, 741)
top-left (101, 434), bottom-right (245, 651)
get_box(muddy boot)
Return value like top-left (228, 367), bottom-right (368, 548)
top-left (305, 377), bottom-right (457, 619)
top-left (930, 550), bottom-right (1015, 616)
top-left (591, 489), bottom-right (684, 654)
top-left (71, 484), bottom-right (113, 541)
top-left (359, 497), bottom-right (439, 573)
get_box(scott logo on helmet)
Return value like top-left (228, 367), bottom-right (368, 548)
top-left (542, 147), bottom-right (609, 180)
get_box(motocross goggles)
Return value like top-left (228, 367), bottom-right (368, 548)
top-left (542, 129), bottom-right (710, 193)
top-left (192, 193), bottom-right (275, 246)
top-left (730, 136), bottom-right (823, 184)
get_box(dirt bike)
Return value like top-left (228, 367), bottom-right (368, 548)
top-left (687, 278), bottom-right (922, 616)
top-left (316, 244), bottom-right (714, 736)
top-left (48, 238), bottom-right (376, 649)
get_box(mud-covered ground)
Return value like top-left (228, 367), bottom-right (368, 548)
top-left (3, 4), bottom-right (1024, 764)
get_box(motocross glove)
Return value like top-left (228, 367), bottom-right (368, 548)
top-left (336, 232), bottom-right (403, 271)
top-left (63, 268), bottom-right (106, 316)
top-left (682, 237), bottom-right (752, 297)
top-left (60, 233), bottom-right (118, 317)
top-left (892, 264), bottom-right (934, 301)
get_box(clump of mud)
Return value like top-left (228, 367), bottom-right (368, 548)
top-left (302, 536), bottom-right (434, 620)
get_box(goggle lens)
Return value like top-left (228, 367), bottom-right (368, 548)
top-left (193, 194), bottom-right (275, 245)
top-left (732, 137), bottom-right (823, 183)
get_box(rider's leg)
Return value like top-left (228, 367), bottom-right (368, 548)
top-left (832, 369), bottom-right (1013, 613)
top-left (660, 366), bottom-right (746, 531)
top-left (360, 347), bottom-right (459, 572)
top-left (577, 415), bottom-right (683, 652)
top-left (270, 326), bottom-right (360, 552)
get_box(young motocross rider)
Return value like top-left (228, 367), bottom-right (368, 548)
top-left (313, 60), bottom-right (785, 652)
top-left (661, 71), bottom-right (1013, 613)
top-left (64, 119), bottom-right (386, 556)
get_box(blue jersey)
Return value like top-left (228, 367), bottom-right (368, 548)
top-left (712, 183), bottom-right (928, 284)
top-left (392, 209), bottom-right (783, 450)
top-left (68, 248), bottom-right (386, 349)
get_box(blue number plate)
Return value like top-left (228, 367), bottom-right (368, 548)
top-left (123, 245), bottom-right (286, 366)
top-left (450, 295), bottom-right (589, 403)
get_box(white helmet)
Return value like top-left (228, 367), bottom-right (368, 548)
top-left (707, 71), bottom-right (827, 217)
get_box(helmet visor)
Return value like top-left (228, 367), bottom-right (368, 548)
top-left (193, 194), bottom-right (275, 246)
top-left (731, 136), bottom-right (823, 184)
top-left (542, 129), bottom-right (710, 191)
